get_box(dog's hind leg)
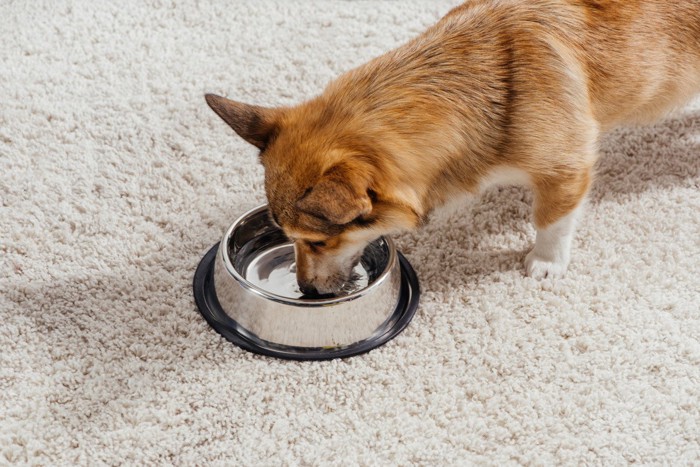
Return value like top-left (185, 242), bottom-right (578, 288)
top-left (525, 167), bottom-right (593, 279)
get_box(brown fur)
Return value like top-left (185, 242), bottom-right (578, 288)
top-left (207, 0), bottom-right (700, 294)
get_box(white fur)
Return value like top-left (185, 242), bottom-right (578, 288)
top-left (430, 167), bottom-right (531, 222)
top-left (525, 201), bottom-right (585, 279)
top-left (479, 166), bottom-right (532, 191)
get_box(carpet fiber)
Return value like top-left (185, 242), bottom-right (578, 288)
top-left (2, 1), bottom-right (699, 464)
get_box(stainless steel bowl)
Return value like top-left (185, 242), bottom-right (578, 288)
top-left (193, 205), bottom-right (420, 360)
top-left (214, 205), bottom-right (401, 347)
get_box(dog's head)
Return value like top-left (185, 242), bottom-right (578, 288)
top-left (205, 94), bottom-right (419, 295)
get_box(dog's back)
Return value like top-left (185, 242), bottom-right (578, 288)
top-left (441, 0), bottom-right (700, 129)
top-left (574, 0), bottom-right (700, 128)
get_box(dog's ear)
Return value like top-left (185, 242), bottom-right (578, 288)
top-left (296, 165), bottom-right (373, 225)
top-left (205, 94), bottom-right (278, 149)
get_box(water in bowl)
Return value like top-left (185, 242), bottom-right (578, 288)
top-left (245, 244), bottom-right (369, 299)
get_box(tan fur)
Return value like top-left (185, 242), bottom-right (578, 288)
top-left (207, 0), bottom-right (700, 294)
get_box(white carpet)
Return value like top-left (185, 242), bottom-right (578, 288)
top-left (2, 1), bottom-right (699, 464)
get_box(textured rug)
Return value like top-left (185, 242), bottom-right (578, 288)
top-left (2, 1), bottom-right (699, 465)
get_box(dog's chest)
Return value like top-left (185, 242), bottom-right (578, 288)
top-left (478, 167), bottom-right (532, 191)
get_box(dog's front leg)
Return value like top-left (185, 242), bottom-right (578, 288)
top-left (525, 169), bottom-right (592, 279)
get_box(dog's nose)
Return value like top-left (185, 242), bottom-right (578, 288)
top-left (298, 281), bottom-right (319, 297)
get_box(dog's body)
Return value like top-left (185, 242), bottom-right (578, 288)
top-left (207, 0), bottom-right (700, 294)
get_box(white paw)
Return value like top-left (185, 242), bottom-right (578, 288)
top-left (525, 250), bottom-right (569, 279)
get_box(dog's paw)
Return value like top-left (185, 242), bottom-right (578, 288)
top-left (524, 250), bottom-right (569, 279)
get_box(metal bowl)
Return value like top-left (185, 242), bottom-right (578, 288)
top-left (193, 205), bottom-right (420, 360)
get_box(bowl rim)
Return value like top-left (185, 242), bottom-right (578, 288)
top-left (219, 204), bottom-right (398, 307)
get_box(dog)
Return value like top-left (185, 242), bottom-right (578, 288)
top-left (206, 0), bottom-right (700, 295)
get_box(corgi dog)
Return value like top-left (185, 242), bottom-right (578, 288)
top-left (206, 0), bottom-right (700, 295)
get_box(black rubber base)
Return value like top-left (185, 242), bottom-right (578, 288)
top-left (193, 243), bottom-right (420, 361)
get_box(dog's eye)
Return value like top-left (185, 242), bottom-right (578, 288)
top-left (308, 240), bottom-right (326, 248)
